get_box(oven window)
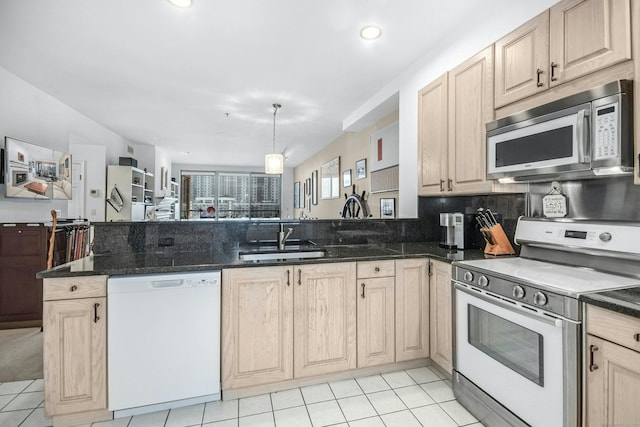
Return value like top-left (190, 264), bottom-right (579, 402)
top-left (495, 125), bottom-right (573, 167)
top-left (468, 305), bottom-right (544, 386)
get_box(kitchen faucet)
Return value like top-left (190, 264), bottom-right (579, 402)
top-left (278, 223), bottom-right (293, 250)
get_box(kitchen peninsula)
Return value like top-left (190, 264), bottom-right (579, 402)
top-left (37, 218), bottom-right (486, 426)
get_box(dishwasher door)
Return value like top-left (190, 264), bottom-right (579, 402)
top-left (108, 271), bottom-right (221, 416)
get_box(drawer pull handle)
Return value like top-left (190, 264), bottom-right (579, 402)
top-left (298, 269), bottom-right (302, 286)
top-left (439, 179), bottom-right (445, 192)
top-left (287, 269), bottom-right (291, 287)
top-left (374, 267), bottom-right (380, 273)
top-left (550, 62), bottom-right (558, 81)
top-left (589, 344), bottom-right (599, 372)
top-left (536, 68), bottom-right (544, 87)
top-left (361, 283), bottom-right (366, 299)
top-left (634, 333), bottom-right (640, 342)
top-left (94, 303), bottom-right (100, 323)
top-left (70, 285), bottom-right (78, 292)
top-left (447, 178), bottom-right (453, 192)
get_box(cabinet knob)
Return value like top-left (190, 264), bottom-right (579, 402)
top-left (634, 333), bottom-right (640, 342)
top-left (374, 267), bottom-right (380, 272)
top-left (70, 285), bottom-right (78, 292)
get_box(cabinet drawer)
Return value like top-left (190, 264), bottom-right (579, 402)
top-left (587, 305), bottom-right (640, 353)
top-left (43, 276), bottom-right (107, 301)
top-left (357, 260), bottom-right (395, 278)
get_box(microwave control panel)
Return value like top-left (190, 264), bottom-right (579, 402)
top-left (593, 102), bottom-right (618, 160)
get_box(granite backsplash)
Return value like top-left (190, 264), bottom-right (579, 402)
top-left (92, 218), bottom-right (432, 255)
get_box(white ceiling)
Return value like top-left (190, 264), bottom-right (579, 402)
top-left (0, 0), bottom-right (533, 168)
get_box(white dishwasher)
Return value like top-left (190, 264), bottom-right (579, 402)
top-left (108, 271), bottom-right (221, 417)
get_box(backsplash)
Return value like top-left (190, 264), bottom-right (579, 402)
top-left (418, 193), bottom-right (526, 245)
top-left (92, 219), bottom-right (430, 255)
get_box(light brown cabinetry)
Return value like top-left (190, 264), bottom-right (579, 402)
top-left (43, 276), bottom-right (109, 421)
top-left (221, 266), bottom-right (293, 389)
top-left (294, 262), bottom-right (357, 378)
top-left (585, 305), bottom-right (640, 427)
top-left (395, 258), bottom-right (429, 361)
top-left (429, 259), bottom-right (453, 373)
top-left (356, 261), bottom-right (395, 368)
top-left (495, 0), bottom-right (632, 108)
top-left (222, 262), bottom-right (356, 389)
top-left (418, 46), bottom-right (494, 195)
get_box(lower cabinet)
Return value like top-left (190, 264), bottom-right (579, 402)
top-left (429, 259), bottom-right (453, 373)
top-left (221, 266), bottom-right (293, 389)
top-left (395, 258), bottom-right (430, 362)
top-left (585, 305), bottom-right (640, 426)
top-left (222, 262), bottom-right (356, 388)
top-left (43, 276), bottom-right (108, 419)
top-left (356, 261), bottom-right (395, 368)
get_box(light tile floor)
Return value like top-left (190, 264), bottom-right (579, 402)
top-left (0, 366), bottom-right (483, 427)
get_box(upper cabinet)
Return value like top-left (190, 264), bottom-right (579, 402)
top-left (418, 46), bottom-right (494, 195)
top-left (495, 0), bottom-right (632, 108)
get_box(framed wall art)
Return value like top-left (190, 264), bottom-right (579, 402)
top-left (312, 170), bottom-right (318, 205)
top-left (380, 198), bottom-right (395, 219)
top-left (355, 158), bottom-right (367, 179)
top-left (343, 169), bottom-right (352, 187)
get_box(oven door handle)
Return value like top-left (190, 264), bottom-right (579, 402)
top-left (454, 282), bottom-right (577, 328)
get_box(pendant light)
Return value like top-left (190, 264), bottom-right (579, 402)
top-left (265, 103), bottom-right (284, 174)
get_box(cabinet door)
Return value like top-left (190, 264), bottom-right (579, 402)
top-left (448, 46), bottom-right (494, 195)
top-left (586, 334), bottom-right (640, 427)
top-left (429, 260), bottom-right (453, 373)
top-left (294, 262), bottom-right (356, 378)
top-left (395, 259), bottom-right (429, 362)
top-left (494, 11), bottom-right (550, 108)
top-left (222, 267), bottom-right (293, 389)
top-left (549, 0), bottom-right (631, 86)
top-left (418, 73), bottom-right (449, 195)
top-left (43, 297), bottom-right (107, 416)
top-left (357, 277), bottom-right (395, 368)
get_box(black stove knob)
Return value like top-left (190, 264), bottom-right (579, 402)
top-left (533, 291), bottom-right (548, 306)
top-left (463, 271), bottom-right (474, 282)
top-left (478, 276), bottom-right (489, 287)
top-left (512, 285), bottom-right (525, 299)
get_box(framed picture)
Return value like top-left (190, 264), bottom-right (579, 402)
top-left (343, 169), bottom-right (352, 187)
top-left (356, 158), bottom-right (367, 179)
top-left (160, 166), bottom-right (167, 190)
top-left (17, 152), bottom-right (24, 162)
top-left (312, 170), bottom-right (318, 205)
top-left (380, 198), bottom-right (395, 219)
top-left (294, 181), bottom-right (301, 208)
top-left (306, 178), bottom-right (311, 196)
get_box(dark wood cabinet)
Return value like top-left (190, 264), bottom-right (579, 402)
top-left (0, 224), bottom-right (47, 326)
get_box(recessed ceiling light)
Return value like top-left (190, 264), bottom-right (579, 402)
top-left (168, 0), bottom-right (192, 8)
top-left (182, 151), bottom-right (192, 155)
top-left (360, 25), bottom-right (382, 40)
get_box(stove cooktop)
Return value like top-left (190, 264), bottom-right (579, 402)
top-left (456, 257), bottom-right (640, 298)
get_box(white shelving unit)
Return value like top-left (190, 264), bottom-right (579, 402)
top-left (106, 165), bottom-right (154, 221)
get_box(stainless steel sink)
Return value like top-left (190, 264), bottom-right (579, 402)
top-left (239, 249), bottom-right (326, 262)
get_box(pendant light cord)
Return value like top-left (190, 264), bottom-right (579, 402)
top-left (273, 103), bottom-right (281, 153)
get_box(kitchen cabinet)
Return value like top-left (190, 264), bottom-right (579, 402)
top-left (106, 165), bottom-right (154, 221)
top-left (43, 276), bottom-right (109, 421)
top-left (429, 259), bottom-right (453, 373)
top-left (495, 0), bottom-right (631, 108)
top-left (585, 305), bottom-right (640, 427)
top-left (222, 262), bottom-right (356, 388)
top-left (418, 46), bottom-right (494, 195)
top-left (356, 261), bottom-right (395, 368)
top-left (221, 266), bottom-right (293, 389)
top-left (294, 262), bottom-right (357, 378)
top-left (0, 224), bottom-right (47, 325)
top-left (395, 258), bottom-right (429, 361)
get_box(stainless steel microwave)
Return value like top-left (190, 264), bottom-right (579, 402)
top-left (486, 80), bottom-right (633, 182)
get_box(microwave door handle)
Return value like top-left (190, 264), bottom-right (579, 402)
top-left (576, 109), bottom-right (590, 163)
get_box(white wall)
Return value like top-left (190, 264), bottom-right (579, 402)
top-left (0, 66), bottom-right (131, 222)
top-left (344, 0), bottom-right (560, 218)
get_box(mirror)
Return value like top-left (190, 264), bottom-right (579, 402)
top-left (321, 157), bottom-right (340, 199)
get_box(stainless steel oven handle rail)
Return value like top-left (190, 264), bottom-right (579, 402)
top-left (454, 281), bottom-right (581, 327)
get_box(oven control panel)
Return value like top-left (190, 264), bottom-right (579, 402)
top-left (515, 218), bottom-right (640, 256)
top-left (453, 266), bottom-right (579, 320)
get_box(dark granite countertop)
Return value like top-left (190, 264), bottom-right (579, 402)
top-left (37, 242), bottom-right (492, 278)
top-left (582, 287), bottom-right (640, 319)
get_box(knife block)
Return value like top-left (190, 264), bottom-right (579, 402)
top-left (481, 224), bottom-right (515, 256)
